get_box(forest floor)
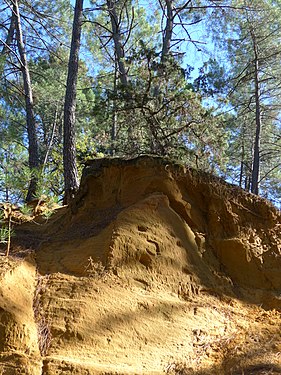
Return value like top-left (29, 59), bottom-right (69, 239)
top-left (0, 155), bottom-right (280, 375)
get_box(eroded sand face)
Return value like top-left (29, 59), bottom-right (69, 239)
top-left (0, 156), bottom-right (280, 374)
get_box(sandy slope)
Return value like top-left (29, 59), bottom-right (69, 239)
top-left (0, 156), bottom-right (280, 374)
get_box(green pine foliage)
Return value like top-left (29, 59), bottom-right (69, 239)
top-left (0, 0), bottom-right (280, 207)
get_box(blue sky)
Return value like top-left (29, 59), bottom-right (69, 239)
top-left (72, 0), bottom-right (215, 78)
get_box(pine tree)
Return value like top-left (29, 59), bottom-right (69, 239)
top-left (63, 0), bottom-right (84, 204)
top-left (207, 0), bottom-right (281, 198)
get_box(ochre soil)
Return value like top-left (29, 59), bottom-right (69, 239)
top-left (0, 156), bottom-right (280, 374)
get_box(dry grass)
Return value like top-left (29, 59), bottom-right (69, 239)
top-left (84, 256), bottom-right (107, 278)
top-left (33, 273), bottom-right (52, 356)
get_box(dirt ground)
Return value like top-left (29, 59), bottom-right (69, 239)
top-left (0, 156), bottom-right (280, 374)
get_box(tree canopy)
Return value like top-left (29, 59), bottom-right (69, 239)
top-left (0, 0), bottom-right (280, 207)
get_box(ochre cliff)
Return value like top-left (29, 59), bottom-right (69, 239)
top-left (0, 156), bottom-right (280, 374)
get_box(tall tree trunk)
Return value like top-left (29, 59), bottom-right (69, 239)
top-left (154, 0), bottom-right (174, 98)
top-left (250, 27), bottom-right (261, 195)
top-left (106, 0), bottom-right (128, 87)
top-left (63, 0), bottom-right (83, 204)
top-left (161, 0), bottom-right (174, 63)
top-left (106, 1), bottom-right (137, 150)
top-left (1, 6), bottom-right (16, 57)
top-left (13, 0), bottom-right (40, 202)
top-left (239, 144), bottom-right (244, 188)
top-left (110, 56), bottom-right (118, 155)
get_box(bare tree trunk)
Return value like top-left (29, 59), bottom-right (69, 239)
top-left (161, 0), bottom-right (174, 63)
top-left (1, 6), bottom-right (16, 56)
top-left (110, 56), bottom-right (118, 155)
top-left (153, 0), bottom-right (174, 98)
top-left (106, 1), bottom-right (137, 150)
top-left (13, 0), bottom-right (40, 202)
top-left (106, 0), bottom-right (128, 87)
top-left (250, 27), bottom-right (261, 195)
top-left (42, 107), bottom-right (58, 173)
top-left (63, 0), bottom-right (83, 204)
top-left (239, 144), bottom-right (244, 188)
